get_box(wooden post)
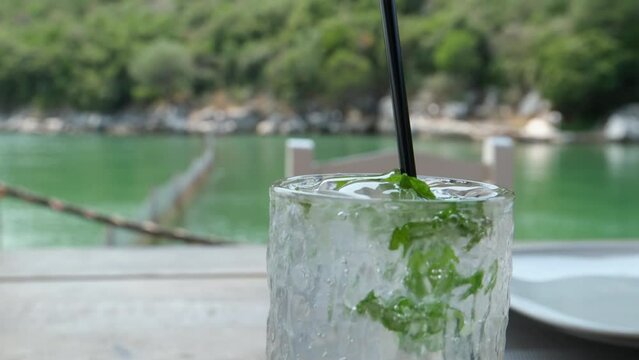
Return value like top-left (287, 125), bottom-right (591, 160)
top-left (482, 136), bottom-right (514, 189)
top-left (285, 138), bottom-right (316, 177)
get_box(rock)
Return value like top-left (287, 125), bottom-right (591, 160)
top-left (189, 106), bottom-right (225, 123)
top-left (518, 91), bottom-right (551, 118)
top-left (376, 96), bottom-right (395, 133)
top-left (230, 110), bottom-right (260, 133)
top-left (256, 120), bottom-right (277, 135)
top-left (306, 111), bottom-right (343, 133)
top-left (344, 108), bottom-right (375, 133)
top-left (279, 116), bottom-right (307, 135)
top-left (43, 117), bottom-right (64, 133)
top-left (520, 111), bottom-right (562, 141)
top-left (215, 120), bottom-right (238, 135)
top-left (409, 89), bottom-right (436, 117)
top-left (327, 121), bottom-right (343, 134)
top-left (86, 114), bottom-right (105, 130)
top-left (426, 103), bottom-right (441, 117)
top-left (475, 88), bottom-right (500, 119)
top-left (441, 101), bottom-right (471, 120)
top-left (256, 113), bottom-right (284, 135)
top-left (108, 123), bottom-right (135, 136)
top-left (3, 110), bottom-right (39, 132)
top-left (17, 117), bottom-right (40, 133)
top-left (148, 105), bottom-right (187, 132)
top-left (604, 104), bottom-right (639, 142)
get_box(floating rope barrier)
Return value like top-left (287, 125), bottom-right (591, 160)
top-left (0, 169), bottom-right (229, 246)
top-left (108, 138), bottom-right (217, 245)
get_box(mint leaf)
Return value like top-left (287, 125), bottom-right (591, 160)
top-left (299, 201), bottom-right (312, 215)
top-left (333, 179), bottom-right (350, 190)
top-left (450, 307), bottom-right (465, 334)
top-left (389, 224), bottom-right (411, 254)
top-left (404, 253), bottom-right (428, 297)
top-left (458, 270), bottom-right (484, 300)
top-left (459, 204), bottom-right (490, 251)
top-left (356, 291), bottom-right (383, 318)
top-left (407, 176), bottom-right (436, 200)
top-left (356, 202), bottom-right (495, 353)
top-left (423, 245), bottom-right (460, 297)
top-left (324, 171), bottom-right (436, 200)
top-left (390, 205), bottom-right (490, 255)
top-left (387, 170), bottom-right (436, 200)
top-left (356, 293), bottom-right (466, 350)
top-left (432, 203), bottom-right (490, 251)
top-left (484, 260), bottom-right (499, 294)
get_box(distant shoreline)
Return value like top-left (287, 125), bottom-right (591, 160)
top-left (0, 105), bottom-right (620, 144)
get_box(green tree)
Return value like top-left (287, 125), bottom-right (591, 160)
top-left (434, 30), bottom-right (482, 81)
top-left (321, 49), bottom-right (374, 107)
top-left (129, 40), bottom-right (195, 102)
top-left (264, 38), bottom-right (321, 106)
top-left (1, 0), bottom-right (638, 126)
top-left (537, 31), bottom-right (625, 120)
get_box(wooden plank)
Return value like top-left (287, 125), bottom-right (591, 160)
top-left (0, 278), bottom-right (268, 360)
top-left (0, 245), bottom-right (267, 281)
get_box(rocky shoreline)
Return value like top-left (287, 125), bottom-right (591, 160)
top-left (1, 95), bottom-right (638, 142)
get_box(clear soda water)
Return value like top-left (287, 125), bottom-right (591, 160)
top-left (268, 173), bottom-right (514, 360)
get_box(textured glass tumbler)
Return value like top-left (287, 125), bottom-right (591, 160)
top-left (267, 175), bottom-right (514, 360)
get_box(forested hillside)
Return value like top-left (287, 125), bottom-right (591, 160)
top-left (1, 0), bottom-right (638, 124)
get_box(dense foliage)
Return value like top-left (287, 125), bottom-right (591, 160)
top-left (1, 0), bottom-right (638, 123)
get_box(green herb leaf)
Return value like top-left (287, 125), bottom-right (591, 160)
top-left (389, 224), bottom-right (411, 254)
top-left (333, 180), bottom-right (350, 190)
top-left (407, 176), bottom-right (436, 200)
top-left (356, 293), bottom-right (465, 350)
top-left (356, 291), bottom-right (382, 318)
top-left (299, 201), bottom-right (312, 215)
top-left (458, 270), bottom-right (484, 300)
top-left (356, 201), bottom-right (495, 353)
top-left (404, 264), bottom-right (428, 298)
top-left (387, 170), bottom-right (436, 200)
top-left (450, 307), bottom-right (465, 334)
top-left (484, 260), bottom-right (499, 294)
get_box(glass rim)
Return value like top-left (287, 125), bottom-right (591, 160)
top-left (271, 173), bottom-right (514, 204)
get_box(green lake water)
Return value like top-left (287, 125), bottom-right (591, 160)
top-left (1, 134), bottom-right (638, 248)
top-left (0, 134), bottom-right (202, 247)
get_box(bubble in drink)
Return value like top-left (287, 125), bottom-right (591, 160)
top-left (268, 172), bottom-right (514, 360)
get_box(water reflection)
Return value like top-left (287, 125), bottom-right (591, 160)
top-left (518, 143), bottom-right (556, 183)
top-left (605, 144), bottom-right (639, 178)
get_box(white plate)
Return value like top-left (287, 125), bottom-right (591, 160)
top-left (511, 241), bottom-right (639, 348)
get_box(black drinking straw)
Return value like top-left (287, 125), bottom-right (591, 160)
top-left (379, 0), bottom-right (417, 177)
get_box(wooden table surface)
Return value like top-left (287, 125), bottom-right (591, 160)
top-left (1, 245), bottom-right (638, 360)
top-left (0, 246), bottom-right (268, 360)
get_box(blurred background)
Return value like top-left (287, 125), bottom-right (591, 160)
top-left (1, 0), bottom-right (638, 248)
